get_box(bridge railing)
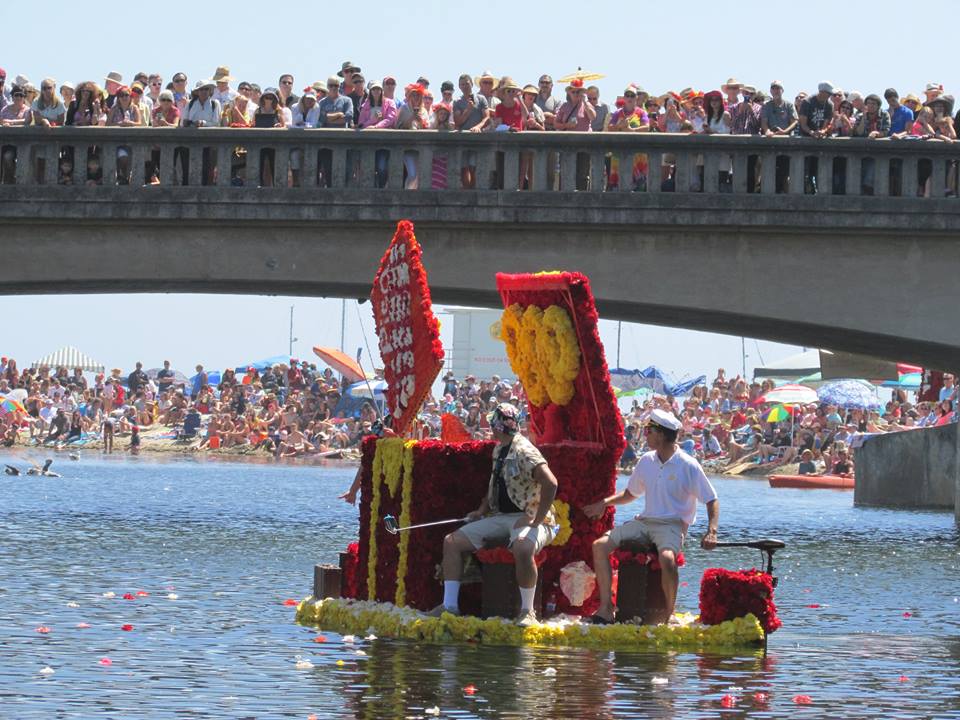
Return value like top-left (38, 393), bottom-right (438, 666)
top-left (1, 127), bottom-right (958, 198)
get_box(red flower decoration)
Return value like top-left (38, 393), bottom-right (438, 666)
top-left (463, 684), bottom-right (477, 695)
top-left (99, 657), bottom-right (112, 666)
top-left (699, 568), bottom-right (781, 634)
top-left (902, 611), bottom-right (912, 618)
top-left (720, 695), bottom-right (737, 708)
top-left (312, 635), bottom-right (327, 643)
top-left (753, 692), bottom-right (769, 704)
top-left (135, 591), bottom-right (149, 597)
top-left (792, 695), bottom-right (813, 704)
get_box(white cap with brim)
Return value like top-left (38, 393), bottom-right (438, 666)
top-left (649, 409), bottom-right (682, 432)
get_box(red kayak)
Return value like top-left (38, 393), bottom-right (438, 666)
top-left (768, 474), bottom-right (854, 490)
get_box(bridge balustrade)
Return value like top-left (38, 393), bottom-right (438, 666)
top-left (1, 127), bottom-right (958, 199)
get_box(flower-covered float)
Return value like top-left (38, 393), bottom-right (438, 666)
top-left (296, 221), bottom-right (780, 651)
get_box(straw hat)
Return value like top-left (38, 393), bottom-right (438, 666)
top-left (721, 77), bottom-right (742, 91)
top-left (194, 79), bottom-right (215, 91)
top-left (522, 84), bottom-right (539, 96)
top-left (475, 70), bottom-right (496, 85)
top-left (501, 77), bottom-right (522, 92)
top-left (104, 71), bottom-right (123, 86)
top-left (212, 66), bottom-right (234, 83)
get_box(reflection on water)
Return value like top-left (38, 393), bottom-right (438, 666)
top-left (0, 454), bottom-right (959, 718)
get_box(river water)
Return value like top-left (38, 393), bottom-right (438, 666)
top-left (1, 454), bottom-right (958, 718)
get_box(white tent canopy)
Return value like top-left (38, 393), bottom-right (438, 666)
top-left (31, 346), bottom-right (105, 373)
top-left (753, 349), bottom-right (821, 380)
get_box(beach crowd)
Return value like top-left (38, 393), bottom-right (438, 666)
top-left (0, 352), bottom-right (949, 475)
top-left (1, 65), bottom-right (957, 194)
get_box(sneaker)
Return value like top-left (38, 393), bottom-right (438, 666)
top-left (515, 609), bottom-right (538, 627)
top-left (425, 604), bottom-right (459, 618)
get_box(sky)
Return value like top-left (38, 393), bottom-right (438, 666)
top-left (5, 0), bottom-right (934, 382)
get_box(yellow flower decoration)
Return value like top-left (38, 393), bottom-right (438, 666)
top-left (499, 303), bottom-right (581, 407)
top-left (538, 305), bottom-right (581, 406)
top-left (550, 499), bottom-right (572, 547)
top-left (367, 438), bottom-right (417, 602)
top-left (296, 598), bottom-right (766, 651)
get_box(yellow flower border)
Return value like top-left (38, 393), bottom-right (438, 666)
top-left (296, 598), bottom-right (765, 651)
top-left (500, 303), bottom-right (581, 407)
top-left (367, 438), bottom-right (417, 605)
top-left (550, 499), bottom-right (572, 547)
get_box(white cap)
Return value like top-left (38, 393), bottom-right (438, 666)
top-left (649, 409), bottom-right (682, 431)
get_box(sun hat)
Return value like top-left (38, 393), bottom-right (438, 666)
top-left (722, 77), bottom-right (742, 90)
top-left (212, 66), bottom-right (234, 83)
top-left (60, 81), bottom-right (75, 91)
top-left (925, 82), bottom-right (944, 93)
top-left (195, 79), bottom-right (215, 91)
top-left (902, 93), bottom-right (921, 106)
top-left (475, 70), bottom-right (496, 85)
top-left (522, 84), bottom-right (538, 95)
top-left (648, 409), bottom-right (682, 431)
top-left (104, 71), bottom-right (123, 86)
top-left (928, 94), bottom-right (955, 114)
top-left (501, 77), bottom-right (522, 92)
top-left (337, 61), bottom-right (361, 77)
top-left (565, 78), bottom-right (585, 92)
top-left (261, 87), bottom-right (280, 102)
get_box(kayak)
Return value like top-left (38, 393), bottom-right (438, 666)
top-left (768, 474), bottom-right (854, 490)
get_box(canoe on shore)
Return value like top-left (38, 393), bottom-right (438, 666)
top-left (768, 474), bottom-right (854, 490)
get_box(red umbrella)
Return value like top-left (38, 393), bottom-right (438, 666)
top-left (312, 346), bottom-right (365, 383)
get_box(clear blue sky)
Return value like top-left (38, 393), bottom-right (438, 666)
top-left (6, 0), bottom-right (936, 381)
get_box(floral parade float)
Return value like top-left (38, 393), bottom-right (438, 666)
top-left (296, 220), bottom-right (782, 651)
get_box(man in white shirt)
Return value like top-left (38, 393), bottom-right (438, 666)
top-left (585, 409), bottom-right (719, 623)
top-left (212, 66), bottom-right (236, 106)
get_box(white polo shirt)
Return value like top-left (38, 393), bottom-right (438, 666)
top-left (626, 449), bottom-right (718, 527)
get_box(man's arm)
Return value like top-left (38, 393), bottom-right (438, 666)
top-left (583, 487), bottom-right (637, 519)
top-left (528, 463), bottom-right (558, 525)
top-left (701, 498), bottom-right (719, 549)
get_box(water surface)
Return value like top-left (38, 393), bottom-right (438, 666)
top-left (1, 454), bottom-right (958, 718)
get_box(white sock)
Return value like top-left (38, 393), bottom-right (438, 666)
top-left (519, 586), bottom-right (536, 613)
top-left (443, 581), bottom-right (461, 610)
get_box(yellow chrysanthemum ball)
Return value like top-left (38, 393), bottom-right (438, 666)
top-left (550, 500), bottom-right (573, 547)
top-left (537, 305), bottom-right (581, 406)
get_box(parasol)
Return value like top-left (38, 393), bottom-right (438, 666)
top-left (0, 395), bottom-right (27, 415)
top-left (765, 404), bottom-right (792, 423)
top-left (557, 68), bottom-right (606, 83)
top-left (757, 384), bottom-right (818, 405)
top-left (816, 379), bottom-right (881, 410)
top-left (312, 346), bottom-right (365, 383)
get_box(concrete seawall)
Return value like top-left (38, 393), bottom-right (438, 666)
top-left (854, 424), bottom-right (958, 515)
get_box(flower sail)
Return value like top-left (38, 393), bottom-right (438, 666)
top-left (370, 220), bottom-right (444, 435)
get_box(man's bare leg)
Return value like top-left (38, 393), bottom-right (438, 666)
top-left (592, 534), bottom-right (616, 621)
top-left (659, 548), bottom-right (679, 618)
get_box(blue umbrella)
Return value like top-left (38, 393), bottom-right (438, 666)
top-left (816, 379), bottom-right (881, 410)
top-left (235, 355), bottom-right (291, 373)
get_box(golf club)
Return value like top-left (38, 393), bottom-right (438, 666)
top-left (383, 514), bottom-right (469, 535)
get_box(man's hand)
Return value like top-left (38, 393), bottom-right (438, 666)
top-left (583, 500), bottom-right (607, 520)
top-left (700, 528), bottom-right (718, 550)
top-left (465, 509), bottom-right (484, 522)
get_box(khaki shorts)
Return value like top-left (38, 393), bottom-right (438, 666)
top-left (459, 513), bottom-right (556, 553)
top-left (608, 517), bottom-right (686, 555)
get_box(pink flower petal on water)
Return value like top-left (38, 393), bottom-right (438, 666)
top-left (720, 694), bottom-right (737, 708)
top-left (753, 692), bottom-right (769, 704)
top-left (76, 622), bottom-right (91, 629)
top-left (99, 657), bottom-right (112, 666)
top-left (806, 604), bottom-right (820, 609)
top-left (121, 624), bottom-right (134, 631)
top-left (135, 591), bottom-right (149, 597)
top-left (792, 695), bottom-right (812, 704)
top-left (283, 598), bottom-right (299, 606)
top-left (35, 626), bottom-right (51, 634)
top-left (898, 675), bottom-right (910, 682)
top-left (463, 684), bottom-right (477, 695)
top-left (903, 611), bottom-right (912, 618)
top-left (122, 593), bottom-right (135, 601)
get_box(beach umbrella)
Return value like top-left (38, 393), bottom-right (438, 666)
top-left (817, 379), bottom-right (881, 410)
top-left (312, 346), bottom-right (365, 383)
top-left (557, 68), bottom-right (606, 83)
top-left (0, 395), bottom-right (26, 415)
top-left (757, 384), bottom-right (818, 405)
top-left (765, 404), bottom-right (792, 423)
top-left (345, 379), bottom-right (387, 399)
top-left (145, 368), bottom-right (189, 384)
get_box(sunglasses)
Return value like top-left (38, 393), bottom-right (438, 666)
top-left (352, 79), bottom-right (364, 85)
top-left (118, 93), bottom-right (131, 98)
top-left (151, 81), bottom-right (162, 86)
top-left (281, 80), bottom-right (294, 85)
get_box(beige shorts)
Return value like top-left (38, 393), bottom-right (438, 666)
top-left (459, 513), bottom-right (556, 553)
top-left (608, 517), bottom-right (686, 555)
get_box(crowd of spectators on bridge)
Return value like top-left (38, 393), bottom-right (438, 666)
top-left (1, 65), bottom-right (957, 195)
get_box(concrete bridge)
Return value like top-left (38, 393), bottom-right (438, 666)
top-left (2, 127), bottom-right (960, 368)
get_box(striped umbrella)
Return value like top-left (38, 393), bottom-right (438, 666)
top-left (0, 395), bottom-right (27, 415)
top-left (757, 384), bottom-right (819, 405)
